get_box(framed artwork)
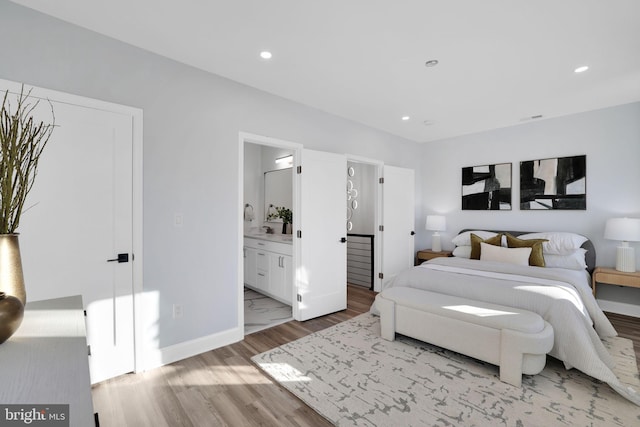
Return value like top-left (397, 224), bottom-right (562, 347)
top-left (520, 155), bottom-right (586, 210)
top-left (461, 163), bottom-right (512, 210)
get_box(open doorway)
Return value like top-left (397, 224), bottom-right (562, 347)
top-left (242, 141), bottom-right (296, 334)
top-left (346, 160), bottom-right (381, 290)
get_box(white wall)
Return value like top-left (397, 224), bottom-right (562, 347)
top-left (419, 102), bottom-right (640, 310)
top-left (0, 1), bottom-right (420, 357)
top-left (3, 0), bottom-right (637, 360)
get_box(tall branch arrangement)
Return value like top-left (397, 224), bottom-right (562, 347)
top-left (0, 87), bottom-right (55, 234)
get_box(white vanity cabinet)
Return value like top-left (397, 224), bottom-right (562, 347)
top-left (244, 247), bottom-right (258, 288)
top-left (244, 237), bottom-right (293, 304)
top-left (269, 252), bottom-right (292, 300)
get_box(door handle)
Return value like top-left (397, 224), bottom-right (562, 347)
top-left (410, 231), bottom-right (416, 236)
top-left (340, 237), bottom-right (347, 243)
top-left (107, 253), bottom-right (129, 263)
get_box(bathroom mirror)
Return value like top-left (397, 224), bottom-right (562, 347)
top-left (264, 168), bottom-right (293, 222)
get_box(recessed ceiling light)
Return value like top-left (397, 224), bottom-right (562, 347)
top-left (260, 51), bottom-right (273, 60)
top-left (574, 65), bottom-right (589, 73)
top-left (401, 116), bottom-right (410, 121)
top-left (424, 60), bottom-right (439, 67)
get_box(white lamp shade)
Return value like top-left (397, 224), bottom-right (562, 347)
top-left (426, 215), bottom-right (446, 231)
top-left (604, 218), bottom-right (640, 242)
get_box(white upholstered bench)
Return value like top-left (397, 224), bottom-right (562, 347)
top-left (375, 287), bottom-right (554, 387)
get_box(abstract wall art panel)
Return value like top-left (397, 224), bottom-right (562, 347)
top-left (520, 155), bottom-right (586, 210)
top-left (461, 163), bottom-right (512, 210)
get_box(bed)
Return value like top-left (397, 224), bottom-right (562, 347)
top-left (373, 229), bottom-right (640, 405)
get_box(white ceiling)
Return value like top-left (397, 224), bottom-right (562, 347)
top-left (11, 0), bottom-right (640, 143)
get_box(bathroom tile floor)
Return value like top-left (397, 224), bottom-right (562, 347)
top-left (244, 288), bottom-right (293, 335)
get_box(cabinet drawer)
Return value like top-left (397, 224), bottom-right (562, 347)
top-left (257, 269), bottom-right (269, 290)
top-left (244, 237), bottom-right (292, 255)
top-left (267, 241), bottom-right (292, 256)
top-left (244, 237), bottom-right (267, 250)
top-left (256, 251), bottom-right (269, 270)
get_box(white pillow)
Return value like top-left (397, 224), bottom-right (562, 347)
top-left (518, 232), bottom-right (588, 255)
top-left (480, 242), bottom-right (532, 266)
top-left (544, 248), bottom-right (588, 270)
top-left (452, 246), bottom-right (472, 258)
top-left (452, 231), bottom-right (497, 247)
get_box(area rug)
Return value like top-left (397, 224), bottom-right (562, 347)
top-left (252, 313), bottom-right (640, 426)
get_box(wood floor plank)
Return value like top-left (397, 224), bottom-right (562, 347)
top-left (605, 311), bottom-right (640, 366)
top-left (175, 387), bottom-right (226, 427)
top-left (92, 285), bottom-right (640, 426)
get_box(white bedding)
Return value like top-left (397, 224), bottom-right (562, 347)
top-left (373, 257), bottom-right (640, 405)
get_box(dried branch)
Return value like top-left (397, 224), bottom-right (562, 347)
top-left (0, 86), bottom-right (55, 234)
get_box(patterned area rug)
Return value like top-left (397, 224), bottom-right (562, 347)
top-left (252, 313), bottom-right (640, 426)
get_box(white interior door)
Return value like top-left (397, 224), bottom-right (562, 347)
top-left (381, 165), bottom-right (415, 289)
top-left (11, 90), bottom-right (135, 384)
top-left (296, 149), bottom-right (347, 321)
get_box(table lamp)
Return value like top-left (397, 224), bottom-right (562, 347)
top-left (426, 215), bottom-right (446, 252)
top-left (604, 217), bottom-right (640, 272)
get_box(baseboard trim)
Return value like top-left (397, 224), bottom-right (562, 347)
top-left (597, 299), bottom-right (640, 318)
top-left (141, 327), bottom-right (244, 371)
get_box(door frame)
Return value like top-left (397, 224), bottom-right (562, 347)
top-left (0, 78), bottom-right (144, 374)
top-left (238, 132), bottom-right (302, 330)
top-left (345, 154), bottom-right (384, 292)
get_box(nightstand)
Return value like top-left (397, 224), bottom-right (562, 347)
top-left (416, 249), bottom-right (453, 265)
top-left (591, 267), bottom-right (640, 296)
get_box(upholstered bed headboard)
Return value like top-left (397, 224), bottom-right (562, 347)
top-left (458, 229), bottom-right (596, 274)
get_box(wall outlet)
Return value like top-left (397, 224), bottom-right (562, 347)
top-left (172, 303), bottom-right (183, 319)
top-left (174, 213), bottom-right (184, 227)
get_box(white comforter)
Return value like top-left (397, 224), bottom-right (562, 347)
top-left (375, 257), bottom-right (640, 405)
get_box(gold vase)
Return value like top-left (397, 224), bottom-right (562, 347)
top-left (0, 234), bottom-right (26, 305)
top-left (0, 291), bottom-right (24, 344)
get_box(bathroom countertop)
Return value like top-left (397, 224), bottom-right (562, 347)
top-left (244, 233), bottom-right (293, 244)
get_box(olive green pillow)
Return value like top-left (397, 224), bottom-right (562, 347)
top-left (470, 233), bottom-right (503, 260)
top-left (505, 234), bottom-right (547, 267)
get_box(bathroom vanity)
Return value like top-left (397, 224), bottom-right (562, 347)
top-left (244, 234), bottom-right (293, 304)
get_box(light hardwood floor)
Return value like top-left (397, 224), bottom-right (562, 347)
top-left (92, 286), bottom-right (639, 426)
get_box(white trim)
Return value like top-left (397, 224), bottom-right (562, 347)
top-left (131, 109), bottom-right (144, 374)
top-left (345, 154), bottom-right (384, 166)
top-left (240, 131), bottom-right (302, 151)
top-left (0, 79), bottom-right (141, 116)
top-left (143, 327), bottom-right (244, 371)
top-left (0, 78), bottom-right (145, 374)
top-left (238, 132), bottom-right (303, 326)
top-left (238, 134), bottom-right (244, 345)
top-left (597, 298), bottom-right (640, 318)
